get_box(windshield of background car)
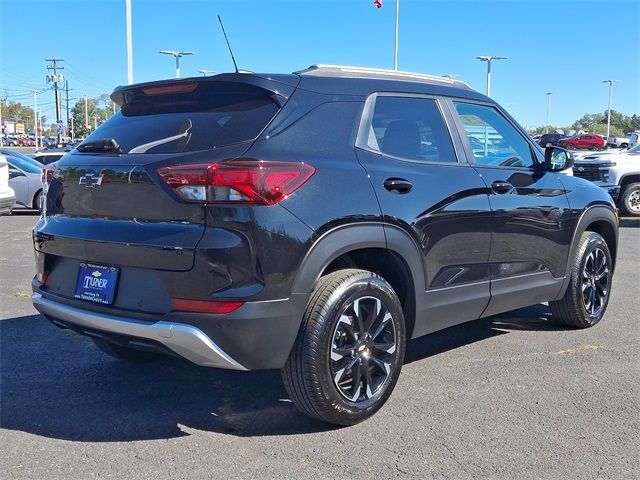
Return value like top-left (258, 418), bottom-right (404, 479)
top-left (8, 156), bottom-right (41, 174)
top-left (80, 81), bottom-right (280, 154)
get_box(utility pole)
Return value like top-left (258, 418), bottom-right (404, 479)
top-left (65, 80), bottom-right (72, 141)
top-left (602, 80), bottom-right (621, 139)
top-left (46, 58), bottom-right (64, 143)
top-left (84, 93), bottom-right (89, 135)
top-left (32, 90), bottom-right (40, 149)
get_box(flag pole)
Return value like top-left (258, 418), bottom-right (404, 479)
top-left (393, 0), bottom-right (399, 70)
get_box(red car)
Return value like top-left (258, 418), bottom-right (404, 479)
top-left (558, 134), bottom-right (606, 151)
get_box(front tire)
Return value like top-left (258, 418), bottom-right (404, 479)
top-left (565, 143), bottom-right (575, 150)
top-left (282, 269), bottom-right (406, 425)
top-left (592, 144), bottom-right (601, 151)
top-left (550, 232), bottom-right (612, 328)
top-left (621, 182), bottom-right (640, 217)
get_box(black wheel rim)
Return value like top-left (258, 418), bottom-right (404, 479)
top-left (330, 296), bottom-right (397, 402)
top-left (581, 247), bottom-right (609, 316)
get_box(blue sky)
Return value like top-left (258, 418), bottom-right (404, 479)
top-left (1, 0), bottom-right (638, 129)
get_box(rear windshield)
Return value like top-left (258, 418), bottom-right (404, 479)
top-left (81, 81), bottom-right (280, 154)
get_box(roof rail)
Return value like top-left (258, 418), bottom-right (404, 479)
top-left (295, 64), bottom-right (470, 88)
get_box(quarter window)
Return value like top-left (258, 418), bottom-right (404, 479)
top-left (454, 102), bottom-right (534, 168)
top-left (364, 96), bottom-right (457, 163)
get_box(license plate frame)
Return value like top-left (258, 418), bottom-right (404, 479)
top-left (74, 263), bottom-right (119, 305)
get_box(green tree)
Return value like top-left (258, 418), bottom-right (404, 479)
top-left (1, 100), bottom-right (40, 133)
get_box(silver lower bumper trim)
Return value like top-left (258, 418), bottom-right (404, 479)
top-left (32, 293), bottom-right (248, 370)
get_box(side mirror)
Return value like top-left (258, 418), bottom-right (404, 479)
top-left (544, 146), bottom-right (573, 172)
top-left (8, 167), bottom-right (25, 179)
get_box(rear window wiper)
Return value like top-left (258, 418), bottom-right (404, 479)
top-left (76, 139), bottom-right (122, 154)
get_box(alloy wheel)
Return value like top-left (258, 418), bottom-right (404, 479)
top-left (581, 247), bottom-right (609, 316)
top-left (330, 296), bottom-right (397, 402)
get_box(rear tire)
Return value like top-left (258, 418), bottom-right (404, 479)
top-left (621, 182), bottom-right (640, 217)
top-left (592, 144), bottom-right (601, 151)
top-left (550, 232), bottom-right (612, 328)
top-left (282, 269), bottom-right (406, 425)
top-left (93, 338), bottom-right (164, 363)
top-left (566, 143), bottom-right (575, 150)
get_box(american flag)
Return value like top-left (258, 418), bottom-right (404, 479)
top-left (374, 0), bottom-right (382, 8)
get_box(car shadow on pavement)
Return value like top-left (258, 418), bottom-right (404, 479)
top-left (1, 305), bottom-right (565, 442)
top-left (405, 303), bottom-right (565, 364)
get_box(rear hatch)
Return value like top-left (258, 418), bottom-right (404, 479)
top-left (36, 74), bottom-right (299, 272)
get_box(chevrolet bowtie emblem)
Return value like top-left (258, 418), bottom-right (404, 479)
top-left (79, 174), bottom-right (103, 187)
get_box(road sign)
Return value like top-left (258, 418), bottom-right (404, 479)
top-left (56, 120), bottom-right (64, 135)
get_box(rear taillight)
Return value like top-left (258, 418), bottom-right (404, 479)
top-left (157, 160), bottom-right (315, 205)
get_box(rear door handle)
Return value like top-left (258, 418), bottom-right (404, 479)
top-left (491, 180), bottom-right (514, 194)
top-left (384, 178), bottom-right (413, 194)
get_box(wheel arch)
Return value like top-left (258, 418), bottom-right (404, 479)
top-left (619, 173), bottom-right (640, 190)
top-left (555, 205), bottom-right (619, 300)
top-left (290, 223), bottom-right (424, 338)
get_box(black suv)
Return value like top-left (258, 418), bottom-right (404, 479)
top-left (32, 65), bottom-right (618, 425)
top-left (539, 132), bottom-right (567, 148)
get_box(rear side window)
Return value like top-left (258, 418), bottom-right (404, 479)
top-left (81, 82), bottom-right (280, 154)
top-left (362, 96), bottom-right (457, 163)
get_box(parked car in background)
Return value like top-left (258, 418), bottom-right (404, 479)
top-left (607, 136), bottom-right (630, 149)
top-left (558, 134), bottom-right (606, 151)
top-left (3, 135), bottom-right (19, 147)
top-left (538, 133), bottom-right (566, 148)
top-left (0, 154), bottom-right (16, 215)
top-left (574, 143), bottom-right (640, 216)
top-left (32, 147), bottom-right (73, 165)
top-left (6, 154), bottom-right (43, 210)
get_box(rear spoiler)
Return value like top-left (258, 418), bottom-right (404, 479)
top-left (110, 73), bottom-right (301, 108)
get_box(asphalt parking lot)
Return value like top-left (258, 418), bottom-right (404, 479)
top-left (1, 213), bottom-right (638, 479)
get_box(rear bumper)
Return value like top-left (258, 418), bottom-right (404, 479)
top-left (32, 288), bottom-right (309, 370)
top-left (32, 292), bottom-right (248, 370)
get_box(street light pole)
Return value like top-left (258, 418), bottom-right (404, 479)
top-left (476, 55), bottom-right (508, 97)
top-left (545, 92), bottom-right (553, 134)
top-left (159, 50), bottom-right (195, 79)
top-left (393, 0), bottom-right (399, 71)
top-left (125, 0), bottom-right (134, 84)
top-left (602, 79), bottom-right (621, 139)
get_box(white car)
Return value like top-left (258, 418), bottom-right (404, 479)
top-left (0, 155), bottom-right (16, 215)
top-left (573, 143), bottom-right (640, 216)
top-left (7, 155), bottom-right (44, 210)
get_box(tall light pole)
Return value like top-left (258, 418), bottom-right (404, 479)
top-left (159, 50), bottom-right (194, 79)
top-left (476, 55), bottom-right (508, 97)
top-left (393, 0), bottom-right (399, 70)
top-left (125, 0), bottom-right (134, 84)
top-left (602, 80), bottom-right (621, 139)
top-left (545, 92), bottom-right (553, 134)
top-left (197, 69), bottom-right (215, 77)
